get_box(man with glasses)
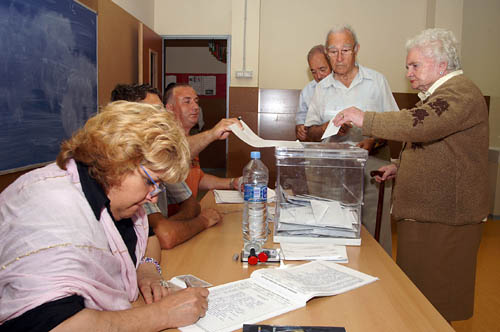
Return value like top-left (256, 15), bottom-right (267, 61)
top-left (304, 25), bottom-right (399, 255)
top-left (295, 45), bottom-right (332, 141)
top-left (111, 83), bottom-right (223, 249)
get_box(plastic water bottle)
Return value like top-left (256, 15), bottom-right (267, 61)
top-left (242, 151), bottom-right (269, 252)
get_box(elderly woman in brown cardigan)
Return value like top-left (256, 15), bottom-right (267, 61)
top-left (334, 28), bottom-right (489, 322)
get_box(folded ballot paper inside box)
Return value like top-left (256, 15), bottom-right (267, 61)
top-left (273, 143), bottom-right (368, 246)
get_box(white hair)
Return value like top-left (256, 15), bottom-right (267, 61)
top-left (325, 24), bottom-right (358, 46)
top-left (406, 28), bottom-right (461, 71)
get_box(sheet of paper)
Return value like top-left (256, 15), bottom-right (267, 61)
top-left (180, 279), bottom-right (302, 332)
top-left (229, 120), bottom-right (303, 148)
top-left (181, 261), bottom-right (377, 332)
top-left (310, 200), bottom-right (353, 230)
top-left (321, 118), bottom-right (340, 140)
top-left (279, 243), bottom-right (348, 263)
top-left (252, 260), bottom-right (378, 301)
top-left (214, 189), bottom-right (276, 204)
top-left (213, 190), bottom-right (244, 203)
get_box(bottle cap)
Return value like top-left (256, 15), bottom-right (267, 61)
top-left (250, 151), bottom-right (260, 159)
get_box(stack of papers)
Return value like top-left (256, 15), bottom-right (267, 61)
top-left (279, 243), bottom-right (348, 263)
top-left (276, 194), bottom-right (360, 239)
top-left (213, 189), bottom-right (276, 204)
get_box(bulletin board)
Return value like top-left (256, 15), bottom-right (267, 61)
top-left (0, 0), bottom-right (97, 174)
top-left (165, 73), bottom-right (227, 98)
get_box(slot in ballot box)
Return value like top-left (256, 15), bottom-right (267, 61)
top-left (273, 143), bottom-right (368, 245)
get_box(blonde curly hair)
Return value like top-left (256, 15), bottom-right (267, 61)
top-left (57, 101), bottom-right (190, 190)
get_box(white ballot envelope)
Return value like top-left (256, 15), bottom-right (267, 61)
top-left (229, 120), bottom-right (302, 148)
top-left (321, 118), bottom-right (341, 140)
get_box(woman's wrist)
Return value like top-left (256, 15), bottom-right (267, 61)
top-left (140, 257), bottom-right (162, 276)
top-left (229, 178), bottom-right (234, 189)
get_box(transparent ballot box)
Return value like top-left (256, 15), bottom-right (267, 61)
top-left (273, 143), bottom-right (368, 245)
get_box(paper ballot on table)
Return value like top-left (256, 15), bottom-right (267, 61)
top-left (321, 118), bottom-right (341, 140)
top-left (280, 243), bottom-right (348, 262)
top-left (180, 261), bottom-right (377, 332)
top-left (229, 120), bottom-right (303, 148)
top-left (214, 189), bottom-right (276, 204)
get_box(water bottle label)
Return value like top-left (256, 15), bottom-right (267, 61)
top-left (243, 184), bottom-right (267, 202)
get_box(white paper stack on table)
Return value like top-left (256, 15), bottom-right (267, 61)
top-left (279, 242), bottom-right (348, 263)
top-left (213, 188), bottom-right (276, 204)
top-left (276, 194), bottom-right (360, 239)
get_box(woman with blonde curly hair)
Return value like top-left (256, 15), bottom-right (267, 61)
top-left (0, 101), bottom-right (208, 331)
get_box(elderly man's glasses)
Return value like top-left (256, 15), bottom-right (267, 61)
top-left (327, 46), bottom-right (355, 57)
top-left (140, 165), bottom-right (166, 197)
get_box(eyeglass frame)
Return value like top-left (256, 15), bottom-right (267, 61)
top-left (140, 165), bottom-right (166, 197)
top-left (326, 44), bottom-right (357, 57)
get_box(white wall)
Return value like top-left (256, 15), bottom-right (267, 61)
top-left (111, 0), bottom-right (155, 29)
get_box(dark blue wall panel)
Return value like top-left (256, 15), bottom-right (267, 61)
top-left (0, 0), bottom-right (97, 173)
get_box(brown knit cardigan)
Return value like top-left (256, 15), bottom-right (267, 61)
top-left (363, 75), bottom-right (489, 225)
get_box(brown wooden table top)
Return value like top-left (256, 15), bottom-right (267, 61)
top-left (152, 191), bottom-right (453, 332)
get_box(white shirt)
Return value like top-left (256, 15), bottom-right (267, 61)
top-left (305, 65), bottom-right (399, 143)
top-left (295, 80), bottom-right (318, 125)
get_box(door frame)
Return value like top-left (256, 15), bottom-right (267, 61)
top-left (162, 35), bottom-right (232, 163)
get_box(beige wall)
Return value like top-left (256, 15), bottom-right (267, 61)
top-left (230, 0), bottom-right (260, 87)
top-left (258, 0), bottom-right (427, 91)
top-left (115, 0), bottom-right (500, 148)
top-left (462, 0), bottom-right (500, 148)
top-left (111, 0), bottom-right (155, 29)
top-left (154, 0), bottom-right (232, 35)
top-left (165, 47), bottom-right (227, 73)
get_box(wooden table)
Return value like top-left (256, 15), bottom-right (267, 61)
top-left (160, 191), bottom-right (454, 332)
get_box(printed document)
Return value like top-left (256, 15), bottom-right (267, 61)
top-left (180, 260), bottom-right (377, 332)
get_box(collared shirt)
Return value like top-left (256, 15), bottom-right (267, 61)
top-left (295, 80), bottom-right (318, 125)
top-left (76, 161), bottom-right (154, 266)
top-left (418, 70), bottom-right (464, 101)
top-left (0, 160), bottom-right (148, 328)
top-left (142, 181), bottom-right (192, 216)
top-left (305, 65), bottom-right (399, 143)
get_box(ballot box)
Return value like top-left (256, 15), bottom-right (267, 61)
top-left (273, 143), bottom-right (368, 245)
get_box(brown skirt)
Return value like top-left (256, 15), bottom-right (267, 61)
top-left (396, 219), bottom-right (483, 321)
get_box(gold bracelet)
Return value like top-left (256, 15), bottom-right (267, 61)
top-left (229, 178), bottom-right (234, 189)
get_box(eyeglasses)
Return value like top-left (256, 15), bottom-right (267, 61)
top-left (327, 46), bottom-right (355, 57)
top-left (140, 165), bottom-right (166, 197)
